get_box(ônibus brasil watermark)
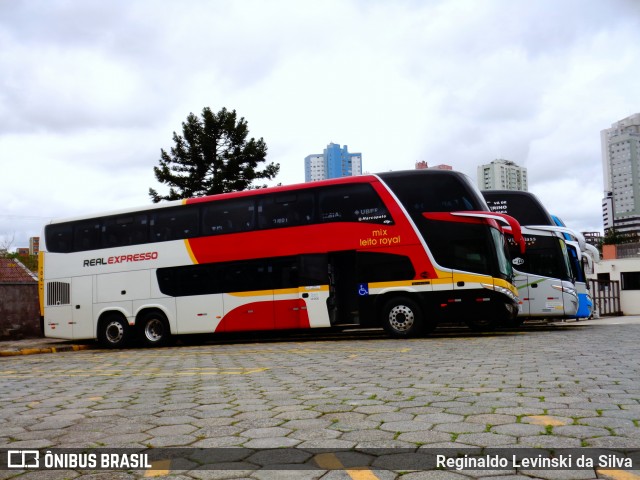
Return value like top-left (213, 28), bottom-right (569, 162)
top-left (2, 448), bottom-right (638, 472)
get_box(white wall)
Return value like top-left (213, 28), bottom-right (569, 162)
top-left (593, 258), bottom-right (640, 314)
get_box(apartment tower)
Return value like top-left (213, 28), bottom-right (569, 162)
top-left (601, 113), bottom-right (640, 235)
top-left (477, 159), bottom-right (528, 191)
top-left (305, 143), bottom-right (362, 182)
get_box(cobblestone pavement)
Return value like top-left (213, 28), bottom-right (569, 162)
top-left (0, 321), bottom-right (639, 479)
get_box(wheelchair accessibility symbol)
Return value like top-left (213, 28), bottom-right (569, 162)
top-left (358, 283), bottom-right (369, 296)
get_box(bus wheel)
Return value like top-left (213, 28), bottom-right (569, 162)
top-left (381, 297), bottom-right (422, 338)
top-left (464, 317), bottom-right (498, 332)
top-left (98, 314), bottom-right (130, 348)
top-left (138, 311), bottom-right (170, 347)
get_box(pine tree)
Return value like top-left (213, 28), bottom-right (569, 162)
top-left (149, 107), bottom-right (279, 202)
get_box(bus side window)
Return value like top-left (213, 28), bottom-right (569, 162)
top-left (298, 254), bottom-right (328, 286)
top-left (356, 252), bottom-right (415, 282)
top-left (179, 264), bottom-right (219, 296)
top-left (258, 193), bottom-right (314, 229)
top-left (73, 220), bottom-right (103, 251)
top-left (222, 260), bottom-right (270, 293)
top-left (45, 223), bottom-right (74, 253)
top-left (103, 214), bottom-right (148, 248)
top-left (319, 184), bottom-right (392, 224)
top-left (270, 257), bottom-right (299, 289)
top-left (151, 206), bottom-right (199, 242)
top-left (319, 187), bottom-right (346, 222)
top-left (202, 199), bottom-right (255, 235)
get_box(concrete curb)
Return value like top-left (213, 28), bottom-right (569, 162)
top-left (0, 343), bottom-right (93, 357)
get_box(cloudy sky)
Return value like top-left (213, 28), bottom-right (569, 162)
top-left (1, 0), bottom-right (640, 249)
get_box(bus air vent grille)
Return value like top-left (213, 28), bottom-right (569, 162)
top-left (46, 281), bottom-right (71, 306)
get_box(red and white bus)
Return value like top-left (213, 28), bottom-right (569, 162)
top-left (39, 170), bottom-right (525, 347)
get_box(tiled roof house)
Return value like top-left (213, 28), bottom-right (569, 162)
top-left (0, 257), bottom-right (38, 283)
top-left (0, 257), bottom-right (40, 339)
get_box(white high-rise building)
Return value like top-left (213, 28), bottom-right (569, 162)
top-left (477, 159), bottom-right (528, 191)
top-left (304, 154), bottom-right (325, 183)
top-left (601, 113), bottom-right (640, 235)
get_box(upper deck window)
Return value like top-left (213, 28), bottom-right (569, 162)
top-left (44, 180), bottom-right (394, 253)
top-left (45, 223), bottom-right (73, 253)
top-left (381, 172), bottom-right (482, 215)
top-left (257, 192), bottom-right (315, 229)
top-left (201, 198), bottom-right (255, 235)
top-left (319, 184), bottom-right (392, 225)
top-left (104, 214), bottom-right (149, 248)
top-left (150, 207), bottom-right (199, 242)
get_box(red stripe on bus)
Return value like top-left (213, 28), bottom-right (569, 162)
top-left (215, 299), bottom-right (311, 332)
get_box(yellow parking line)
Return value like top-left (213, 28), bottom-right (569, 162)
top-left (596, 469), bottom-right (640, 480)
top-left (525, 415), bottom-right (567, 426)
top-left (144, 459), bottom-right (171, 477)
top-left (0, 367), bottom-right (269, 378)
top-left (314, 453), bottom-right (380, 480)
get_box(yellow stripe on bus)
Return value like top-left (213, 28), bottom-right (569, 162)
top-left (227, 286), bottom-right (330, 297)
top-left (208, 276), bottom-right (513, 298)
top-left (184, 239), bottom-right (198, 265)
top-left (38, 251), bottom-right (45, 317)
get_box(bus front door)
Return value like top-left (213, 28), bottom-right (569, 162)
top-left (328, 252), bottom-right (359, 325)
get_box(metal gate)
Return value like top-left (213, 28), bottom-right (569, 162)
top-left (588, 279), bottom-right (622, 316)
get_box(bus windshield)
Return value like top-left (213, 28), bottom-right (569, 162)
top-left (379, 171), bottom-right (513, 280)
top-left (492, 227), bottom-right (513, 280)
top-left (508, 233), bottom-right (572, 281)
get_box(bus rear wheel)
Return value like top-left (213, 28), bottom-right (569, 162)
top-left (381, 297), bottom-right (423, 338)
top-left (138, 311), bottom-right (170, 347)
top-left (98, 314), bottom-right (130, 349)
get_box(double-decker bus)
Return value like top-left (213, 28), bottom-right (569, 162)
top-left (482, 190), bottom-right (578, 320)
top-left (39, 170), bottom-right (524, 347)
top-left (551, 215), bottom-right (600, 319)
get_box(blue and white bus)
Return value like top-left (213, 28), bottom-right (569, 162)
top-left (551, 215), bottom-right (599, 319)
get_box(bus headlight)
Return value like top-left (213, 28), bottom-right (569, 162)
top-left (552, 284), bottom-right (578, 299)
top-left (482, 283), bottom-right (519, 303)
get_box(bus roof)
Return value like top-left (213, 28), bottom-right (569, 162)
top-left (45, 174), bottom-right (379, 225)
top-left (46, 169), bottom-right (476, 226)
top-left (481, 190), bottom-right (555, 226)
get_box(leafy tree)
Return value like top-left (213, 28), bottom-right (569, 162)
top-left (603, 228), bottom-right (639, 245)
top-left (149, 107), bottom-right (279, 202)
top-left (5, 252), bottom-right (38, 273)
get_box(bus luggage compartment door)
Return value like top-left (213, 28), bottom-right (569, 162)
top-left (71, 275), bottom-right (94, 339)
top-left (44, 277), bottom-right (73, 339)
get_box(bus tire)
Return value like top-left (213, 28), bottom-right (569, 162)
top-left (381, 296), bottom-right (423, 338)
top-left (98, 313), bottom-right (130, 348)
top-left (138, 310), bottom-right (171, 347)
